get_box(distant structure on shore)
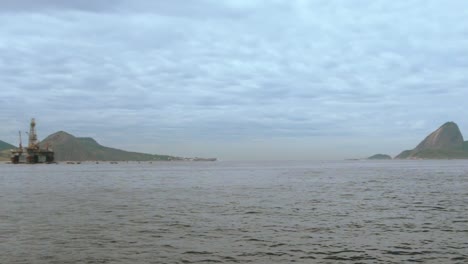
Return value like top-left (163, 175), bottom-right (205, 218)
top-left (10, 118), bottom-right (54, 164)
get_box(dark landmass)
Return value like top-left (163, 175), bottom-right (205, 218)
top-left (0, 140), bottom-right (15, 161)
top-left (368, 154), bottom-right (392, 160)
top-left (2, 130), bottom-right (216, 162)
top-left (394, 150), bottom-right (412, 159)
top-left (187, 157), bottom-right (218, 161)
top-left (3, 121), bottom-right (467, 162)
top-left (39, 131), bottom-right (181, 162)
top-left (395, 122), bottom-right (468, 159)
top-left (0, 140), bottom-right (15, 151)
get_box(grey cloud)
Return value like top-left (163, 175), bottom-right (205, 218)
top-left (0, 0), bottom-right (250, 20)
top-left (0, 0), bottom-right (119, 12)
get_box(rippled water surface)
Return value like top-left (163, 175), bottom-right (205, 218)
top-left (1, 160), bottom-right (468, 263)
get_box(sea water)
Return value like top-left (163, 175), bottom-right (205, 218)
top-left (1, 160), bottom-right (467, 263)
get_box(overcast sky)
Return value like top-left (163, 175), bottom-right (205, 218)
top-left (1, 0), bottom-right (467, 160)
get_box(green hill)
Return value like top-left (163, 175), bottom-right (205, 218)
top-left (0, 140), bottom-right (15, 151)
top-left (395, 122), bottom-right (468, 159)
top-left (0, 140), bottom-right (15, 161)
top-left (39, 131), bottom-right (178, 162)
top-left (464, 141), bottom-right (468, 152)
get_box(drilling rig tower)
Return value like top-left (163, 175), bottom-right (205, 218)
top-left (10, 118), bottom-right (54, 164)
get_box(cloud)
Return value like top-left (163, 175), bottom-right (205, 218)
top-left (0, 0), bottom-right (119, 13)
top-left (1, 0), bottom-right (468, 159)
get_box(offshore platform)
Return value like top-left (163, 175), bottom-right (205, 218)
top-left (10, 118), bottom-right (54, 164)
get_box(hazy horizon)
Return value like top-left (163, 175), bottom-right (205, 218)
top-left (1, 0), bottom-right (468, 160)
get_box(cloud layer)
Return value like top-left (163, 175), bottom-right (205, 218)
top-left (1, 0), bottom-right (468, 159)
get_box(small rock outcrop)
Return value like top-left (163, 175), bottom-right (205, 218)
top-left (368, 154), bottom-right (392, 160)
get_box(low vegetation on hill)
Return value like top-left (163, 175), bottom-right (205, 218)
top-left (39, 131), bottom-right (178, 162)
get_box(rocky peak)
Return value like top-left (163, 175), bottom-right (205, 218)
top-left (413, 122), bottom-right (464, 151)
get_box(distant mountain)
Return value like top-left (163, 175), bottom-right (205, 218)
top-left (39, 131), bottom-right (178, 161)
top-left (412, 122), bottom-right (463, 151)
top-left (0, 140), bottom-right (15, 151)
top-left (395, 122), bottom-right (468, 159)
top-left (368, 154), bottom-right (392, 160)
top-left (0, 140), bottom-right (15, 161)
